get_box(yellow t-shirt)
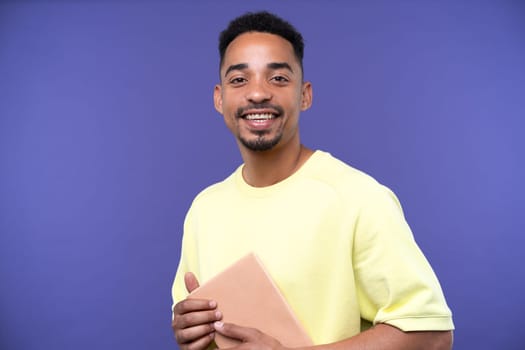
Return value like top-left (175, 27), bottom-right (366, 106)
top-left (172, 150), bottom-right (454, 344)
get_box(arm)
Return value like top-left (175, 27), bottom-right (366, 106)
top-left (309, 324), bottom-right (452, 350)
top-left (172, 272), bottom-right (223, 350)
top-left (213, 322), bottom-right (453, 350)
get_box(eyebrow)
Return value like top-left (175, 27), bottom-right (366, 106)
top-left (223, 62), bottom-right (294, 78)
top-left (224, 63), bottom-right (248, 77)
top-left (267, 62), bottom-right (294, 73)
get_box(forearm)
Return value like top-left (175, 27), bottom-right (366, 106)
top-left (212, 320), bottom-right (453, 350)
top-left (301, 324), bottom-right (453, 350)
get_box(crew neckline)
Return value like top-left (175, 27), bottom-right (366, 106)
top-left (235, 150), bottom-right (325, 196)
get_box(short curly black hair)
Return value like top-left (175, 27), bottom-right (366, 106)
top-left (218, 11), bottom-right (305, 74)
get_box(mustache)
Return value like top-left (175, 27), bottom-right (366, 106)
top-left (235, 103), bottom-right (284, 118)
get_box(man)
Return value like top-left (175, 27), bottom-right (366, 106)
top-left (172, 11), bottom-right (454, 350)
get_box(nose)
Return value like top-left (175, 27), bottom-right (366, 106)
top-left (245, 78), bottom-right (272, 103)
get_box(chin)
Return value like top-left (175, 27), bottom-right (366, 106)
top-left (240, 135), bottom-right (282, 152)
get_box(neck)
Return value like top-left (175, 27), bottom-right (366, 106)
top-left (239, 142), bottom-right (314, 187)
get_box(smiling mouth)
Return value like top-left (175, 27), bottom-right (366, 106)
top-left (243, 113), bottom-right (277, 120)
top-left (236, 103), bottom-right (284, 120)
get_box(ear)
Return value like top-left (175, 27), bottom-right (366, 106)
top-left (300, 81), bottom-right (313, 111)
top-left (213, 84), bottom-right (223, 114)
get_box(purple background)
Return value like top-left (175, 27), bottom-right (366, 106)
top-left (1, 1), bottom-right (524, 349)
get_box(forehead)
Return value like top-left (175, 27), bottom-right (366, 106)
top-left (221, 32), bottom-right (298, 70)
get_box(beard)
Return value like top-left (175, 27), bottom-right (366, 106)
top-left (239, 130), bottom-right (282, 152)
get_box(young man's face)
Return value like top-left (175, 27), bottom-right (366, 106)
top-left (214, 32), bottom-right (312, 152)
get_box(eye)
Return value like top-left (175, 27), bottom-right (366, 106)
top-left (271, 75), bottom-right (289, 84)
top-left (229, 77), bottom-right (247, 85)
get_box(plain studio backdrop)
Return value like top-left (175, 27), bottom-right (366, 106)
top-left (0, 1), bottom-right (523, 349)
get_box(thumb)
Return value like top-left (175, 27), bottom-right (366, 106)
top-left (184, 272), bottom-right (200, 293)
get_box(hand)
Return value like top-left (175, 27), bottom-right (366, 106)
top-left (213, 321), bottom-right (288, 350)
top-left (172, 272), bottom-right (223, 350)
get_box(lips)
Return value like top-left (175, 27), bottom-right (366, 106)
top-left (243, 113), bottom-right (276, 120)
top-left (239, 111), bottom-right (279, 130)
top-left (235, 104), bottom-right (284, 120)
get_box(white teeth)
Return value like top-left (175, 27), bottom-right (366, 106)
top-left (244, 113), bottom-right (275, 120)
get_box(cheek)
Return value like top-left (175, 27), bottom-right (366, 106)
top-left (222, 112), bottom-right (237, 132)
top-left (220, 94), bottom-right (239, 115)
top-left (291, 90), bottom-right (305, 108)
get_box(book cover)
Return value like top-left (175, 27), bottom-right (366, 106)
top-left (188, 253), bottom-right (313, 348)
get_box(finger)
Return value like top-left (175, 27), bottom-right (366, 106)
top-left (213, 321), bottom-right (260, 342)
top-left (174, 298), bottom-right (217, 316)
top-left (173, 309), bottom-right (222, 330)
top-left (179, 331), bottom-right (215, 350)
top-left (175, 323), bottom-right (215, 344)
top-left (185, 272), bottom-right (200, 293)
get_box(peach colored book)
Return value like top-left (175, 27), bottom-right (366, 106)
top-left (189, 253), bottom-right (313, 348)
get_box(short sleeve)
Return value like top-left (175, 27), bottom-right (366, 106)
top-left (352, 185), bottom-right (454, 331)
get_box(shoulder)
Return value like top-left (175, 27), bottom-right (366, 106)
top-left (189, 165), bottom-right (241, 207)
top-left (309, 151), bottom-right (396, 203)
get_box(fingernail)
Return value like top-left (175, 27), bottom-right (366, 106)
top-left (214, 321), bottom-right (223, 329)
top-left (215, 310), bottom-right (222, 319)
top-left (209, 300), bottom-right (217, 308)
